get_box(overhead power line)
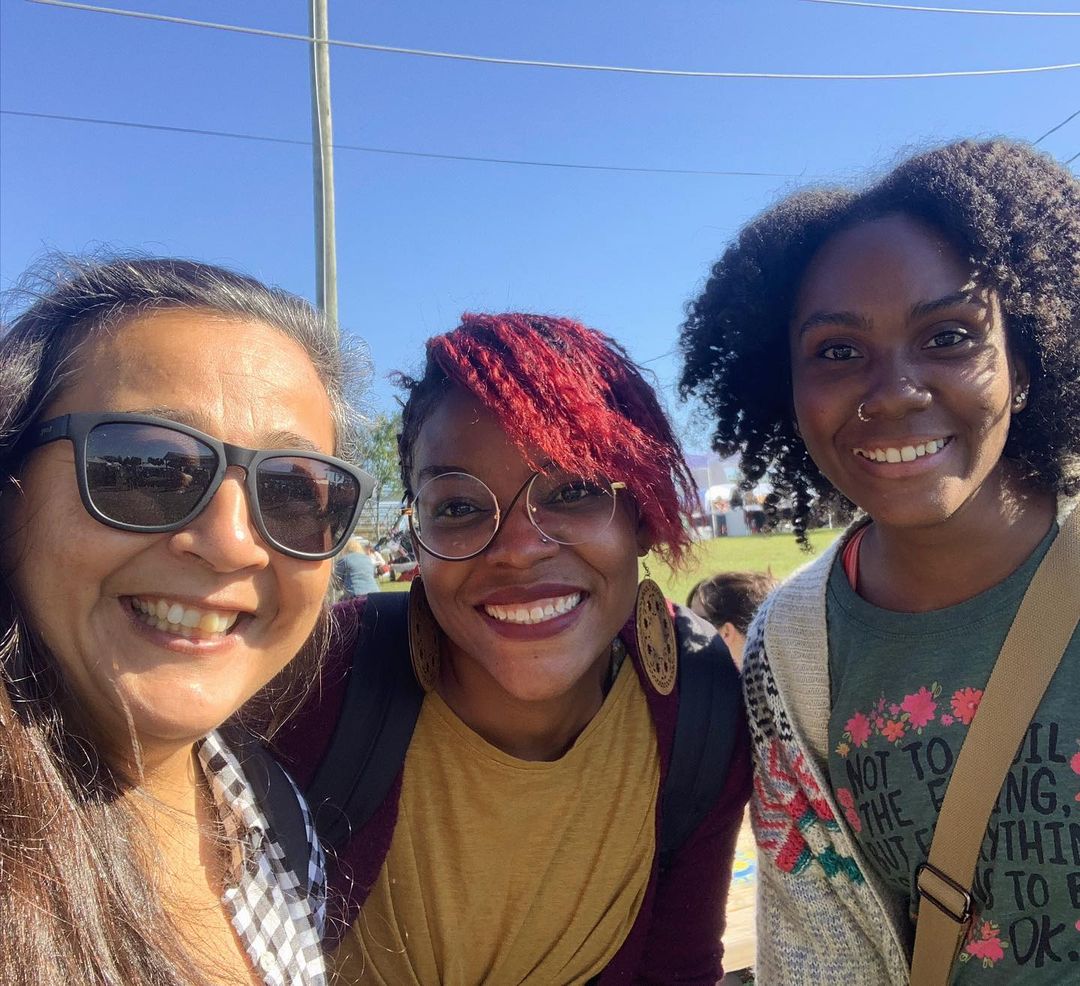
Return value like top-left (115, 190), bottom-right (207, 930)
top-left (0, 108), bottom-right (797, 178)
top-left (1034, 108), bottom-right (1080, 144)
top-left (1066, 150), bottom-right (1080, 164)
top-left (806, 0), bottom-right (1080, 14)
top-left (27, 0), bottom-right (1080, 80)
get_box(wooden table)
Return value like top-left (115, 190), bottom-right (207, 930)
top-left (723, 810), bottom-right (757, 976)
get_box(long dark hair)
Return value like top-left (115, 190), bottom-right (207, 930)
top-left (0, 255), bottom-right (368, 985)
top-left (680, 140), bottom-right (1080, 542)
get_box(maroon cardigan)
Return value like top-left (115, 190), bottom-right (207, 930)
top-left (276, 597), bottom-right (752, 984)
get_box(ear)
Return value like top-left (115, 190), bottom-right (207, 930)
top-left (1011, 354), bottom-right (1031, 411)
top-left (636, 515), bottom-right (652, 557)
top-left (719, 622), bottom-right (737, 645)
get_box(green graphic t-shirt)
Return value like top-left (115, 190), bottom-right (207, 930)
top-left (826, 525), bottom-right (1080, 983)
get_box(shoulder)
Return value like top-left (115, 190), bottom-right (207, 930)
top-left (272, 596), bottom-right (368, 786)
top-left (747, 532), bottom-right (846, 702)
top-left (671, 603), bottom-right (742, 708)
top-left (631, 603), bottom-right (742, 739)
top-left (758, 536), bottom-right (842, 631)
top-left (209, 731), bottom-right (325, 906)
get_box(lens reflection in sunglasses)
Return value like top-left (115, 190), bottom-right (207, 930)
top-left (256, 457), bottom-right (359, 555)
top-left (84, 423), bottom-right (360, 556)
top-left (86, 422), bottom-right (216, 526)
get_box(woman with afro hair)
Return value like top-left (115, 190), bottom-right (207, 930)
top-left (276, 313), bottom-right (752, 984)
top-left (680, 139), bottom-right (1080, 985)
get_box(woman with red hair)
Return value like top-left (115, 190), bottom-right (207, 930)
top-left (277, 313), bottom-right (751, 984)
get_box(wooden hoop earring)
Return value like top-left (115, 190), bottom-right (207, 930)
top-left (634, 578), bottom-right (677, 696)
top-left (408, 578), bottom-right (441, 692)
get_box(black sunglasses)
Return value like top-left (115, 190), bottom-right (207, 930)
top-left (28, 412), bottom-right (375, 560)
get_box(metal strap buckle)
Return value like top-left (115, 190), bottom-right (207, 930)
top-left (915, 861), bottom-right (974, 925)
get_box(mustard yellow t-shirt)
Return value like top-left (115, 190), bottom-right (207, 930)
top-left (335, 659), bottom-right (659, 985)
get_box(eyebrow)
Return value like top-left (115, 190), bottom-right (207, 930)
top-left (795, 290), bottom-right (979, 337)
top-left (908, 290), bottom-right (979, 321)
top-left (127, 407), bottom-right (323, 453)
top-left (415, 457), bottom-right (558, 485)
top-left (415, 464), bottom-right (468, 483)
top-left (795, 310), bottom-right (869, 336)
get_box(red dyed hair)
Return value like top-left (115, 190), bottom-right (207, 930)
top-left (397, 313), bottom-right (697, 564)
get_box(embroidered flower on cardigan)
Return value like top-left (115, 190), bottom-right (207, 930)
top-left (836, 787), bottom-right (862, 833)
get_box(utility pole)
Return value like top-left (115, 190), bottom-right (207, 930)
top-left (310, 0), bottom-right (338, 334)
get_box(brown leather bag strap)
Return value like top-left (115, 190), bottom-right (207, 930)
top-left (910, 507), bottom-right (1080, 986)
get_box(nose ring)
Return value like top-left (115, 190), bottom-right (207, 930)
top-left (857, 402), bottom-right (872, 423)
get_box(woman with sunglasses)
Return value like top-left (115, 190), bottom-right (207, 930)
top-left (276, 313), bottom-right (752, 984)
top-left (680, 140), bottom-right (1080, 984)
top-left (1, 256), bottom-right (373, 985)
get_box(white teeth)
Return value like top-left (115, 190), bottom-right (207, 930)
top-left (854, 437), bottom-right (950, 465)
top-left (131, 597), bottom-right (241, 639)
top-left (484, 592), bottom-right (582, 626)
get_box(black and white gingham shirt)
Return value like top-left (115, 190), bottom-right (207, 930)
top-left (197, 731), bottom-right (328, 986)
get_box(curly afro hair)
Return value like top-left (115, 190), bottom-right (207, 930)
top-left (679, 139), bottom-right (1080, 542)
top-left (396, 313), bottom-right (699, 565)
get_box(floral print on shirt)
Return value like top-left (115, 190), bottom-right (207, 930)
top-left (835, 684), bottom-right (983, 753)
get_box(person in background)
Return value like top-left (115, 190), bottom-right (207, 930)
top-left (686, 571), bottom-right (778, 666)
top-left (369, 542), bottom-right (388, 577)
top-left (1, 256), bottom-right (373, 985)
top-left (680, 139), bottom-right (1080, 984)
top-left (686, 568), bottom-right (780, 985)
top-left (335, 537), bottom-right (380, 597)
top-left (278, 312), bottom-right (751, 985)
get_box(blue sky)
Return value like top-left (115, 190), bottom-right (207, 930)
top-left (2, 0), bottom-right (1077, 446)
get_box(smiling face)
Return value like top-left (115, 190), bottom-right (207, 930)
top-left (410, 387), bottom-right (646, 705)
top-left (789, 213), bottom-right (1029, 534)
top-left (7, 309), bottom-right (336, 764)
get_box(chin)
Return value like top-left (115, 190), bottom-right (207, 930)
top-left (490, 662), bottom-right (583, 705)
top-left (123, 682), bottom-right (253, 748)
top-left (864, 486), bottom-right (980, 532)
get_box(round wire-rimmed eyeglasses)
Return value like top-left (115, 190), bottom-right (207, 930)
top-left (401, 469), bottom-right (627, 561)
top-left (27, 411), bottom-right (375, 561)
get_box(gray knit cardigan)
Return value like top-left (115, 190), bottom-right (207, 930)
top-left (743, 501), bottom-right (1078, 985)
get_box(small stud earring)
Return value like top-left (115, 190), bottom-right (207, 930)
top-left (1013, 388), bottom-right (1029, 411)
top-left (857, 402), bottom-right (872, 423)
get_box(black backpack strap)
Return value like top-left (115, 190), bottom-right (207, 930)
top-left (306, 592), bottom-right (423, 853)
top-left (658, 605), bottom-right (742, 872)
top-left (240, 739), bottom-right (313, 890)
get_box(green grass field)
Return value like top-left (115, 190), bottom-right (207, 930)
top-left (382, 528), bottom-right (843, 600)
top-left (646, 528), bottom-right (841, 604)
